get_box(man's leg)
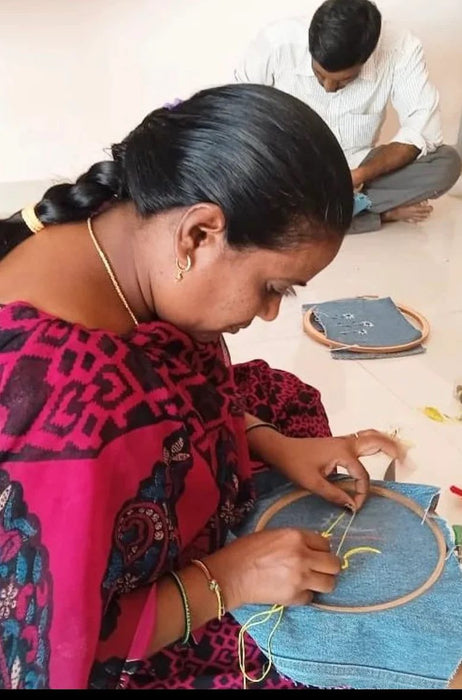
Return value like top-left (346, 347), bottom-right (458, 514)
top-left (348, 145), bottom-right (461, 234)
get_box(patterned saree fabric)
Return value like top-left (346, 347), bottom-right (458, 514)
top-left (0, 302), bottom-right (330, 689)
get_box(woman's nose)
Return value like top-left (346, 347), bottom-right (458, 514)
top-left (258, 295), bottom-right (282, 322)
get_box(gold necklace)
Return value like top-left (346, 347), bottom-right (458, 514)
top-left (86, 217), bottom-right (139, 327)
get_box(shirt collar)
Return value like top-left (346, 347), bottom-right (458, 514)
top-left (294, 52), bottom-right (314, 76)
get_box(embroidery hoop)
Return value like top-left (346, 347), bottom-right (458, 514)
top-left (303, 296), bottom-right (430, 354)
top-left (253, 482), bottom-right (446, 613)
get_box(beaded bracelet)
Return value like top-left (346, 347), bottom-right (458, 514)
top-left (191, 559), bottom-right (225, 620)
top-left (244, 421), bottom-right (279, 435)
top-left (169, 571), bottom-right (192, 645)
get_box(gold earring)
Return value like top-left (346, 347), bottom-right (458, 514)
top-left (175, 254), bottom-right (192, 282)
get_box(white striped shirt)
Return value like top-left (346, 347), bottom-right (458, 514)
top-left (234, 18), bottom-right (443, 169)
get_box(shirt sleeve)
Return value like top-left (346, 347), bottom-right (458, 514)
top-left (390, 32), bottom-right (443, 157)
top-left (234, 30), bottom-right (277, 85)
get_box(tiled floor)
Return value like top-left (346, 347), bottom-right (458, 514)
top-left (226, 189), bottom-right (462, 527)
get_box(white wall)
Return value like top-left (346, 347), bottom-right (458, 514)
top-left (0, 0), bottom-right (461, 187)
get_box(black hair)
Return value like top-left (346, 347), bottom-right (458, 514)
top-left (309, 0), bottom-right (382, 72)
top-left (0, 83), bottom-right (353, 260)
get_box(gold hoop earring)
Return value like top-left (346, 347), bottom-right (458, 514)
top-left (175, 254), bottom-right (192, 282)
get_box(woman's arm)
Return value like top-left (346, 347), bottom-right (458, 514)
top-left (149, 565), bottom-right (226, 653)
top-left (243, 413), bottom-right (404, 510)
top-left (148, 527), bottom-right (339, 656)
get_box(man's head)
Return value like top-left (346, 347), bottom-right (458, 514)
top-left (309, 0), bottom-right (382, 92)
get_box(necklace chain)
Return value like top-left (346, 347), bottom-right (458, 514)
top-left (86, 217), bottom-right (139, 327)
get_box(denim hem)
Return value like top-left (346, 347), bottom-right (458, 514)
top-left (270, 656), bottom-right (456, 690)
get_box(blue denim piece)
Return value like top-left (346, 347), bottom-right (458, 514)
top-left (229, 479), bottom-right (462, 689)
top-left (352, 192), bottom-right (373, 216)
top-left (309, 297), bottom-right (422, 348)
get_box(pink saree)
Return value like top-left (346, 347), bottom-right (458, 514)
top-left (0, 302), bottom-right (330, 689)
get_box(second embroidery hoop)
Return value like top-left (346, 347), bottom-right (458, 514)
top-left (303, 296), bottom-right (430, 354)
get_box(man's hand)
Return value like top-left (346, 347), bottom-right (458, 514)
top-left (351, 168), bottom-right (365, 191)
top-left (352, 143), bottom-right (420, 189)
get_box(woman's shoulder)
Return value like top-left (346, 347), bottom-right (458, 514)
top-left (0, 301), bottom-right (230, 458)
top-left (0, 300), bottom-right (135, 357)
top-left (0, 302), bottom-right (189, 457)
top-left (0, 301), bottom-right (179, 396)
top-left (0, 300), bottom-right (222, 388)
top-left (0, 300), bottom-right (165, 353)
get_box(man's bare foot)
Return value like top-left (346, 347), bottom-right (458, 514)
top-left (381, 201), bottom-right (433, 224)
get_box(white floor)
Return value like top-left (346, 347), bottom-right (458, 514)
top-left (225, 189), bottom-right (462, 528)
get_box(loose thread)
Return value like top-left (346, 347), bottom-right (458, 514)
top-left (335, 510), bottom-right (357, 556)
top-left (421, 491), bottom-right (440, 525)
top-left (321, 511), bottom-right (346, 538)
top-left (238, 604), bottom-right (285, 689)
top-left (330, 343), bottom-right (363, 352)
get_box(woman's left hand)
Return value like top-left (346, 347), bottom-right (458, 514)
top-left (266, 429), bottom-right (406, 511)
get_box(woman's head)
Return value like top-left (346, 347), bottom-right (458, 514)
top-left (1, 84), bottom-right (353, 339)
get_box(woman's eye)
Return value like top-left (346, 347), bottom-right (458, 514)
top-left (268, 286), bottom-right (296, 298)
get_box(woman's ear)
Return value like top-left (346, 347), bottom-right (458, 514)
top-left (174, 203), bottom-right (226, 256)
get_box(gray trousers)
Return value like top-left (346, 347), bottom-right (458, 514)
top-left (349, 144), bottom-right (461, 233)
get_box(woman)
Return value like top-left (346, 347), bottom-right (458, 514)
top-left (0, 84), bottom-right (401, 689)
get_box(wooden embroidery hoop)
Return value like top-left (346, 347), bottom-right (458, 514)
top-left (303, 296), bottom-right (430, 354)
top-left (254, 482), bottom-right (446, 613)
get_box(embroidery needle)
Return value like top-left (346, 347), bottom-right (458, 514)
top-left (335, 509), bottom-right (357, 556)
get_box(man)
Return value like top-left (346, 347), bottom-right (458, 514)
top-left (235, 0), bottom-right (461, 233)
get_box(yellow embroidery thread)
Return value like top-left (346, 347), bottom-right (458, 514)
top-left (238, 604), bottom-right (285, 689)
top-left (321, 511), bottom-right (346, 538)
top-left (238, 508), bottom-right (381, 687)
top-left (341, 546), bottom-right (381, 569)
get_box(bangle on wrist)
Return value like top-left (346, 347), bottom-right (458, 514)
top-left (169, 571), bottom-right (192, 645)
top-left (191, 559), bottom-right (226, 620)
top-left (245, 421), bottom-right (279, 436)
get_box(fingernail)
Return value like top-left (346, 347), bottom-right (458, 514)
top-left (344, 503), bottom-right (355, 512)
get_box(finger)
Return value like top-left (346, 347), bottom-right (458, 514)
top-left (305, 550), bottom-right (342, 576)
top-left (338, 456), bottom-right (370, 510)
top-left (309, 473), bottom-right (359, 511)
top-left (288, 590), bottom-right (315, 606)
top-left (302, 529), bottom-right (331, 552)
top-left (302, 570), bottom-right (338, 594)
top-left (353, 429), bottom-right (406, 462)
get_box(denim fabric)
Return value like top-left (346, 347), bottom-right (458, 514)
top-left (352, 192), bottom-right (373, 217)
top-left (229, 479), bottom-right (462, 689)
top-left (309, 297), bottom-right (422, 348)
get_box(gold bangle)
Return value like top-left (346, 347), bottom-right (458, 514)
top-left (245, 421), bottom-right (278, 435)
top-left (191, 559), bottom-right (225, 620)
top-left (21, 204), bottom-right (44, 233)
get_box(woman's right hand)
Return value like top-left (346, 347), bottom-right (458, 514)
top-left (205, 528), bottom-right (341, 610)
